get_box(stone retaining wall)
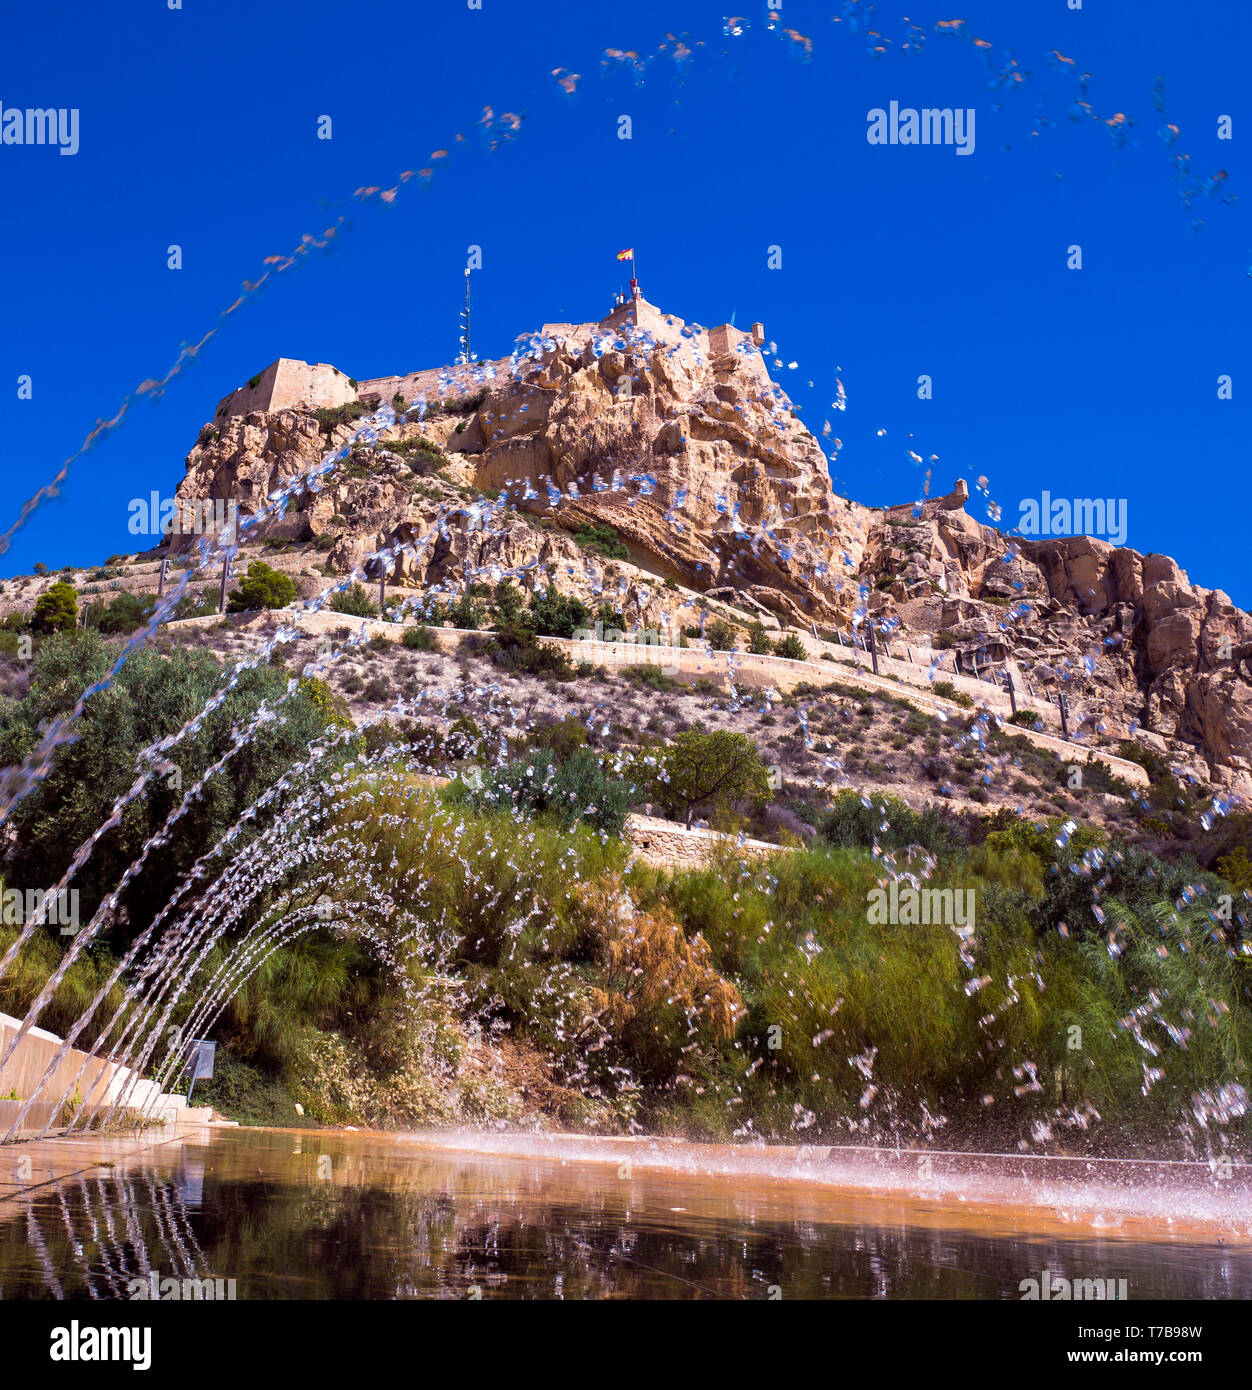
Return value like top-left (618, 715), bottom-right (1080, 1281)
top-left (624, 814), bottom-right (788, 869)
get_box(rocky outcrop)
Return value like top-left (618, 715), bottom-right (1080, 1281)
top-left (866, 494), bottom-right (1252, 787)
top-left (177, 296), bottom-right (873, 630)
top-left (171, 295), bottom-right (1252, 788)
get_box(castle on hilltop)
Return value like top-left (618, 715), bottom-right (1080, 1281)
top-left (211, 291), bottom-right (767, 424)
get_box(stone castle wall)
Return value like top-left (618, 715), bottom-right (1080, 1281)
top-left (211, 299), bottom-right (761, 424)
top-left (708, 323), bottom-right (759, 359)
top-left (357, 358), bottom-right (510, 411)
top-left (214, 358), bottom-right (356, 420)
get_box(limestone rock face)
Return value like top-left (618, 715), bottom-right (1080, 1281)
top-left (453, 299), bottom-right (874, 626)
top-left (177, 296), bottom-right (875, 627)
top-left (175, 410), bottom-right (331, 543)
top-left (871, 492), bottom-right (1252, 786)
top-left (172, 295), bottom-right (1252, 787)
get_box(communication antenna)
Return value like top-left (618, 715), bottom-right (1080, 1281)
top-left (458, 268), bottom-right (473, 365)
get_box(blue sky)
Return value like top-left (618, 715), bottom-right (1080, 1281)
top-left (1, 0), bottom-right (1249, 600)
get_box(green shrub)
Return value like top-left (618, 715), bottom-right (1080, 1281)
top-left (1116, 740), bottom-right (1191, 825)
top-left (491, 581), bottom-right (525, 625)
top-left (1216, 845), bottom-right (1252, 893)
top-left (654, 840), bottom-right (1252, 1141)
top-left (932, 679), bottom-right (974, 709)
top-left (228, 561), bottom-right (297, 613)
top-left (32, 581), bottom-right (78, 634)
top-left (623, 664), bottom-right (675, 692)
top-left (85, 591), bottom-right (153, 634)
top-left (641, 729), bottom-right (773, 827)
top-left (457, 748), bottom-right (631, 837)
top-left (0, 631), bottom-right (349, 954)
top-left (526, 586), bottom-right (591, 639)
top-left (485, 624), bottom-right (577, 680)
top-left (329, 583), bottom-right (378, 619)
top-left (190, 1052), bottom-right (303, 1127)
top-left (313, 400), bottom-right (372, 436)
top-left (705, 619), bottom-right (738, 652)
top-left (773, 633), bottom-right (808, 661)
top-left (0, 921), bottom-right (129, 1050)
top-left (572, 522), bottom-right (629, 560)
top-left (525, 715), bottom-right (589, 763)
top-left (172, 590), bottom-right (218, 621)
top-left (388, 436), bottom-right (447, 475)
top-left (818, 790), bottom-right (967, 858)
top-left (446, 592), bottom-right (486, 630)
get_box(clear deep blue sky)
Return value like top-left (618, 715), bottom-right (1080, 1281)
top-left (1, 1), bottom-right (1249, 599)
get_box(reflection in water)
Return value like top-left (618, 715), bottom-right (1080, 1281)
top-left (1, 1128), bottom-right (1249, 1300)
top-left (11, 1166), bottom-right (215, 1301)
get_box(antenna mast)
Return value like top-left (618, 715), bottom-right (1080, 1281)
top-left (459, 268), bottom-right (472, 365)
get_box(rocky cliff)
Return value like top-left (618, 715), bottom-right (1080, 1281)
top-left (862, 491), bottom-right (1252, 788)
top-left (172, 294), bottom-right (1252, 789)
top-left (179, 295), bottom-right (873, 626)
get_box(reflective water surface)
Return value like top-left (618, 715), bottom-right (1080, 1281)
top-left (0, 1126), bottom-right (1249, 1300)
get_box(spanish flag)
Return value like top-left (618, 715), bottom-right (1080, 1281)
top-left (616, 248), bottom-right (634, 261)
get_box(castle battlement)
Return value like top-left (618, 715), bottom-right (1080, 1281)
top-left (210, 295), bottom-right (765, 423)
top-left (213, 358), bottom-right (357, 420)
